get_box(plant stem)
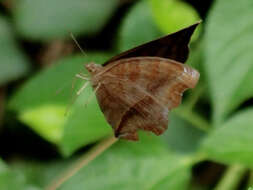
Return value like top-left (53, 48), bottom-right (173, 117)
top-left (173, 106), bottom-right (210, 132)
top-left (45, 136), bottom-right (118, 190)
top-left (214, 164), bottom-right (247, 190)
top-left (185, 84), bottom-right (205, 110)
top-left (0, 87), bottom-right (5, 129)
top-left (247, 170), bottom-right (253, 189)
top-left (191, 152), bottom-right (208, 165)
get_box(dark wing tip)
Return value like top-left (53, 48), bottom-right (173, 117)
top-left (177, 21), bottom-right (201, 43)
top-left (103, 22), bottom-right (201, 66)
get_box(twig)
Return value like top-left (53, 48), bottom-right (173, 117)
top-left (46, 135), bottom-right (118, 190)
top-left (173, 105), bottom-right (210, 132)
top-left (247, 170), bottom-right (253, 189)
top-left (0, 87), bottom-right (5, 129)
top-left (214, 164), bottom-right (247, 190)
top-left (185, 84), bottom-right (205, 110)
top-left (38, 40), bottom-right (74, 66)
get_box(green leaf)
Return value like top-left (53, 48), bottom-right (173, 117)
top-left (11, 159), bottom-right (72, 189)
top-left (59, 134), bottom-right (193, 190)
top-left (186, 40), bottom-right (210, 102)
top-left (19, 105), bottom-right (67, 144)
top-left (162, 112), bottom-right (206, 154)
top-left (118, 0), bottom-right (162, 51)
top-left (9, 55), bottom-right (85, 113)
top-left (201, 108), bottom-right (253, 167)
top-left (118, 0), bottom-right (201, 52)
top-left (8, 53), bottom-right (113, 153)
top-left (187, 40), bottom-right (205, 77)
top-left (61, 84), bottom-right (112, 156)
top-left (8, 55), bottom-right (85, 144)
top-left (149, 0), bottom-right (201, 41)
top-left (0, 15), bottom-right (30, 85)
top-left (14, 0), bottom-right (118, 40)
top-left (0, 159), bottom-right (41, 190)
top-left (204, 0), bottom-right (253, 125)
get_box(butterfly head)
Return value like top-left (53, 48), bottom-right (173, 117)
top-left (85, 62), bottom-right (103, 75)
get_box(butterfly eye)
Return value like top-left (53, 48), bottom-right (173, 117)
top-left (85, 63), bottom-right (102, 74)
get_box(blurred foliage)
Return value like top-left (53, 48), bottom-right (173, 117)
top-left (118, 0), bottom-right (161, 51)
top-left (0, 159), bottom-right (41, 190)
top-left (0, 15), bottom-right (30, 85)
top-left (149, 0), bottom-right (201, 41)
top-left (204, 0), bottom-right (253, 125)
top-left (0, 0), bottom-right (253, 189)
top-left (201, 108), bottom-right (253, 167)
top-left (8, 53), bottom-right (113, 154)
top-left (14, 0), bottom-right (119, 40)
top-left (59, 135), bottom-right (193, 190)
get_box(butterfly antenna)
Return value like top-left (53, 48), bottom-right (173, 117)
top-left (70, 32), bottom-right (86, 56)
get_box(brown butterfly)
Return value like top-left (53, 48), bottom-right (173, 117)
top-left (83, 23), bottom-right (200, 141)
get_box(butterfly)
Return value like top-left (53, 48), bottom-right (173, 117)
top-left (82, 23), bottom-right (200, 141)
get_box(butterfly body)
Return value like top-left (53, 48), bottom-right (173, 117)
top-left (86, 56), bottom-right (199, 140)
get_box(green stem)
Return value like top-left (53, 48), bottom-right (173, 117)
top-left (173, 106), bottom-right (210, 132)
top-left (185, 84), bottom-right (205, 110)
top-left (214, 164), bottom-right (247, 190)
top-left (46, 136), bottom-right (118, 190)
top-left (188, 152), bottom-right (208, 165)
top-left (247, 170), bottom-right (253, 189)
top-left (173, 83), bottom-right (210, 132)
top-left (0, 87), bottom-right (5, 129)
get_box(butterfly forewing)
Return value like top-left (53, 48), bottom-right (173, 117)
top-left (103, 22), bottom-right (200, 66)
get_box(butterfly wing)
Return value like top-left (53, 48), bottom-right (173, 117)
top-left (103, 22), bottom-right (200, 66)
top-left (93, 57), bottom-right (199, 140)
top-left (95, 77), bottom-right (169, 141)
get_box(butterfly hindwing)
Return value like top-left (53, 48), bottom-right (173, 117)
top-left (96, 76), bottom-right (168, 140)
top-left (94, 57), bottom-right (199, 140)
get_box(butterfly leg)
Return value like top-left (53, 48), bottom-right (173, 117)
top-left (83, 83), bottom-right (101, 106)
top-left (76, 81), bottom-right (90, 95)
top-left (75, 73), bottom-right (91, 95)
top-left (65, 72), bottom-right (90, 115)
top-left (75, 73), bottom-right (89, 81)
top-left (117, 131), bottom-right (138, 141)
